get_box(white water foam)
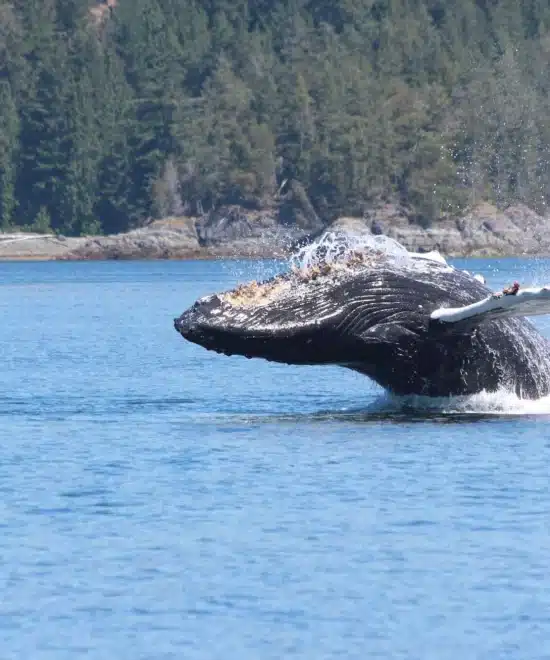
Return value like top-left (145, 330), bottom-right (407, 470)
top-left (372, 388), bottom-right (550, 415)
top-left (291, 231), bottom-right (414, 269)
top-left (289, 230), bottom-right (450, 274)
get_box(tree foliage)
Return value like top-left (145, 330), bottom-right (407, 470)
top-left (1, 0), bottom-right (550, 235)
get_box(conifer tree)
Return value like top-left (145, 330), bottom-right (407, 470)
top-left (0, 81), bottom-right (19, 229)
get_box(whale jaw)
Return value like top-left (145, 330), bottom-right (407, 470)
top-left (173, 292), bottom-right (350, 366)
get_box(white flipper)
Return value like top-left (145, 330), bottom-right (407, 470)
top-left (431, 286), bottom-right (550, 324)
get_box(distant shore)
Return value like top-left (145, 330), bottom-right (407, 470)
top-left (1, 202), bottom-right (549, 262)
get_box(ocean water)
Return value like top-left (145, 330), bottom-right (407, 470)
top-left (2, 256), bottom-right (550, 660)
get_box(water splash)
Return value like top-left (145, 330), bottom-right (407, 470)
top-left (219, 258), bottom-right (286, 286)
top-left (289, 231), bottom-right (414, 270)
top-left (376, 388), bottom-right (550, 416)
top-left (288, 230), bottom-right (451, 276)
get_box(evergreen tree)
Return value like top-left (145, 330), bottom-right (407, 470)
top-left (94, 19), bottom-right (135, 233)
top-left (0, 81), bottom-right (19, 228)
top-left (112, 0), bottom-right (182, 223)
top-left (16, 54), bottom-right (70, 230)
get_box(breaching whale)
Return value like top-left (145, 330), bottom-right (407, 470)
top-left (174, 234), bottom-right (550, 399)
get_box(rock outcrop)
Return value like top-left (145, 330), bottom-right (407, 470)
top-left (0, 218), bottom-right (201, 261)
top-left (0, 232), bottom-right (75, 260)
top-left (63, 217), bottom-right (201, 260)
top-left (330, 202), bottom-right (550, 257)
top-left (194, 206), bottom-right (318, 257)
top-left (1, 202), bottom-right (550, 261)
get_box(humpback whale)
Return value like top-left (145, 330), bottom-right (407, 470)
top-left (174, 234), bottom-right (550, 399)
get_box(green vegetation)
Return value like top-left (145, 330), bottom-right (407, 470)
top-left (1, 0), bottom-right (550, 235)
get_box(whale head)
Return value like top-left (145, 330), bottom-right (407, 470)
top-left (174, 268), bottom-right (356, 366)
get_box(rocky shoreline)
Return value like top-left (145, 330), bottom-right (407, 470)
top-left (1, 202), bottom-right (549, 261)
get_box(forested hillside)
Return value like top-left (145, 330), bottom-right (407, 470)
top-left (1, 0), bottom-right (550, 236)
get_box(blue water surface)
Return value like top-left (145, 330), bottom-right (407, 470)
top-left (1, 256), bottom-right (550, 660)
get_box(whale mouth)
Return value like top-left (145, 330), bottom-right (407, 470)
top-left (173, 293), bottom-right (344, 364)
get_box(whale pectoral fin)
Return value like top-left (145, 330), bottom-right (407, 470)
top-left (430, 286), bottom-right (550, 328)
